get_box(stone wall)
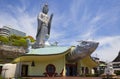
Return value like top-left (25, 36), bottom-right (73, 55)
top-left (0, 45), bottom-right (26, 63)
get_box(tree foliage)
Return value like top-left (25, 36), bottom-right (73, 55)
top-left (0, 35), bottom-right (35, 47)
top-left (0, 35), bottom-right (9, 44)
top-left (25, 36), bottom-right (35, 42)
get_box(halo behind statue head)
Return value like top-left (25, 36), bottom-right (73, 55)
top-left (42, 3), bottom-right (49, 14)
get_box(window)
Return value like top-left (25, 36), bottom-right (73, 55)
top-left (46, 64), bottom-right (55, 73)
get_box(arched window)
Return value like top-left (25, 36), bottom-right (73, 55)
top-left (46, 64), bottom-right (55, 73)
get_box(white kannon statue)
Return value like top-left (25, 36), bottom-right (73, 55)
top-left (34, 4), bottom-right (53, 48)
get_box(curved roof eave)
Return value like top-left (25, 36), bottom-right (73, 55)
top-left (25, 46), bottom-right (71, 56)
top-left (80, 56), bottom-right (99, 68)
top-left (12, 46), bottom-right (72, 63)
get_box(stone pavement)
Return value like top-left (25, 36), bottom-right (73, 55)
top-left (22, 77), bottom-right (102, 79)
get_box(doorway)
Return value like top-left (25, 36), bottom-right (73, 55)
top-left (66, 64), bottom-right (77, 76)
top-left (21, 65), bottom-right (28, 77)
top-left (0, 66), bottom-right (2, 74)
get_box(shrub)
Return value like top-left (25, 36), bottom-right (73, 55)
top-left (115, 70), bottom-right (120, 75)
top-left (12, 38), bottom-right (27, 47)
top-left (0, 35), bottom-right (9, 44)
top-left (26, 36), bottom-right (35, 42)
top-left (0, 34), bottom-right (34, 47)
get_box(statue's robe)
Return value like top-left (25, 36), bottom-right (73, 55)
top-left (36, 12), bottom-right (50, 45)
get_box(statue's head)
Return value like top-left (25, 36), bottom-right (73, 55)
top-left (42, 3), bottom-right (49, 14)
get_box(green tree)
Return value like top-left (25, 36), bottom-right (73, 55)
top-left (0, 35), bottom-right (9, 44)
top-left (25, 36), bottom-right (35, 42)
top-left (19, 38), bottom-right (27, 47)
top-left (0, 34), bottom-right (34, 47)
top-left (9, 34), bottom-right (22, 42)
top-left (11, 37), bottom-right (27, 47)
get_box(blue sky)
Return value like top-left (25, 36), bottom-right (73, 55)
top-left (0, 0), bottom-right (120, 62)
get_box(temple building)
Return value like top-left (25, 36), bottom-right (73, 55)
top-left (12, 46), bottom-right (98, 77)
top-left (112, 51), bottom-right (120, 75)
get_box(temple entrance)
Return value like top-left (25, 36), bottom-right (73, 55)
top-left (21, 65), bottom-right (28, 77)
top-left (44, 64), bottom-right (58, 77)
top-left (66, 64), bottom-right (77, 76)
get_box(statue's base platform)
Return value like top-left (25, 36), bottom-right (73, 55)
top-left (32, 43), bottom-right (44, 49)
top-left (22, 77), bottom-right (102, 79)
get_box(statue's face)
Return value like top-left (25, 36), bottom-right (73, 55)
top-left (42, 5), bottom-right (49, 14)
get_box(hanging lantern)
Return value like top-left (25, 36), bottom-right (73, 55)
top-left (31, 61), bottom-right (35, 66)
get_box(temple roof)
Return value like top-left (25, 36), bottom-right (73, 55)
top-left (26, 46), bottom-right (70, 56)
top-left (113, 51), bottom-right (120, 62)
top-left (12, 46), bottom-right (71, 63)
top-left (80, 56), bottom-right (98, 68)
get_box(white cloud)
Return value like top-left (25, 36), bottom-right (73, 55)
top-left (0, 12), bottom-right (18, 28)
top-left (0, 3), bottom-right (37, 38)
top-left (97, 36), bottom-right (120, 46)
top-left (58, 1), bottom-right (120, 62)
top-left (49, 29), bottom-right (65, 41)
top-left (92, 36), bottom-right (120, 62)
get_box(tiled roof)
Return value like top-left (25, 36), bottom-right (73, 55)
top-left (26, 46), bottom-right (70, 55)
top-left (113, 51), bottom-right (120, 62)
